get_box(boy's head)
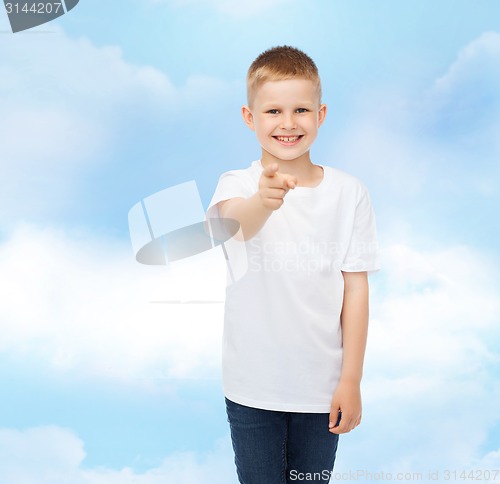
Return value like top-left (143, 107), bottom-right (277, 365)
top-left (246, 45), bottom-right (322, 108)
top-left (242, 46), bottom-right (326, 165)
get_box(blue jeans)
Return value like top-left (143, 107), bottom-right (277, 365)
top-left (225, 397), bottom-right (339, 483)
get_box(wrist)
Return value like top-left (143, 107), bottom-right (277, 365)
top-left (338, 375), bottom-right (362, 386)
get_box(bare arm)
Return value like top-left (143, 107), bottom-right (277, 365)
top-left (329, 271), bottom-right (369, 434)
top-left (218, 163), bottom-right (297, 241)
top-left (218, 195), bottom-right (274, 241)
top-left (339, 271), bottom-right (369, 383)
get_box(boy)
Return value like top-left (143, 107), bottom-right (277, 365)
top-left (206, 46), bottom-right (380, 483)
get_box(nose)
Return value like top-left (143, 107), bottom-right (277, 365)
top-left (280, 112), bottom-right (296, 131)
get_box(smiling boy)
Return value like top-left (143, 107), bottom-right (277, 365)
top-left (206, 46), bottom-right (380, 483)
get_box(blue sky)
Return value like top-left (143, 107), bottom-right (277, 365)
top-left (1, 1), bottom-right (499, 482)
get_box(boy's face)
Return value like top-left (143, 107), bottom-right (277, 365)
top-left (242, 79), bottom-right (326, 165)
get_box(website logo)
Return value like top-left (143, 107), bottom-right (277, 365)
top-left (3, 0), bottom-right (79, 33)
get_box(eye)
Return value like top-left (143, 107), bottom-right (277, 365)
top-left (267, 109), bottom-right (280, 115)
top-left (296, 108), bottom-right (309, 113)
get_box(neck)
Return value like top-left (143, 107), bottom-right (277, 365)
top-left (260, 150), bottom-right (323, 187)
top-left (260, 150), bottom-right (311, 171)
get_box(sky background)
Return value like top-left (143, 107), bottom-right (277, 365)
top-left (1, 1), bottom-right (500, 482)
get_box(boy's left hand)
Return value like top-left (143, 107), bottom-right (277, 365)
top-left (328, 380), bottom-right (362, 434)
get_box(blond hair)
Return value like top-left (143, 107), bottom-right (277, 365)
top-left (246, 45), bottom-right (322, 106)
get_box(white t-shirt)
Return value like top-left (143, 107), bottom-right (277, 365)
top-left (206, 160), bottom-right (380, 413)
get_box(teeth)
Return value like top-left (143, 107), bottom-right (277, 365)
top-left (276, 136), bottom-right (300, 142)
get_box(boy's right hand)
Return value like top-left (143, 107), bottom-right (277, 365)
top-left (258, 163), bottom-right (297, 211)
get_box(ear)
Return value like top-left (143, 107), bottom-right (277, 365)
top-left (241, 105), bottom-right (255, 131)
top-left (317, 104), bottom-right (327, 128)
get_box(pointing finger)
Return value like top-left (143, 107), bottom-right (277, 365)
top-left (262, 163), bottom-right (279, 177)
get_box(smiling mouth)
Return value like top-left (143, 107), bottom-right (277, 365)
top-left (273, 135), bottom-right (303, 144)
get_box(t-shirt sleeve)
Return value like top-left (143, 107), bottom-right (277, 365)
top-left (341, 186), bottom-right (381, 274)
top-left (205, 171), bottom-right (255, 220)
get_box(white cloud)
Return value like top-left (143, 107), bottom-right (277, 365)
top-left (331, 31), bottom-right (500, 203)
top-left (425, 31), bottom-right (500, 155)
top-left (0, 25), bottom-right (176, 108)
top-left (0, 221), bottom-right (227, 381)
top-left (0, 426), bottom-right (237, 484)
top-left (1, 220), bottom-right (499, 475)
top-left (0, 24), bottom-right (169, 227)
top-left (0, 426), bottom-right (84, 480)
top-left (432, 31), bottom-right (500, 107)
top-left (474, 448), bottom-right (500, 475)
top-left (0, 25), bottom-right (239, 228)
